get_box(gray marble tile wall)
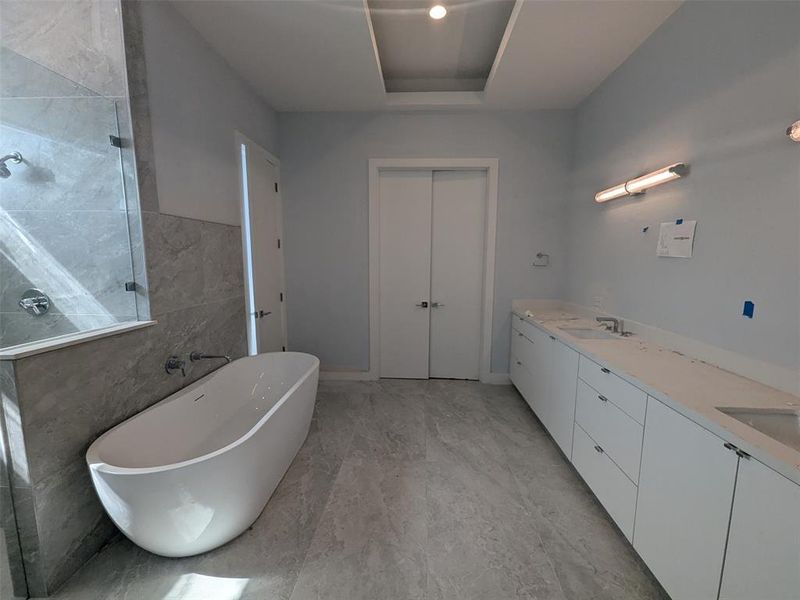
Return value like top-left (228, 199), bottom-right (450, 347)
top-left (0, 363), bottom-right (28, 600)
top-left (0, 46), bottom-right (141, 348)
top-left (0, 0), bottom-right (127, 98)
top-left (0, 1), bottom-right (250, 595)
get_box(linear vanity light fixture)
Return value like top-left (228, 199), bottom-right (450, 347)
top-left (595, 162), bottom-right (689, 203)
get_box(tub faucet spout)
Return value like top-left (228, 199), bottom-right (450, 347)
top-left (190, 351), bottom-right (232, 364)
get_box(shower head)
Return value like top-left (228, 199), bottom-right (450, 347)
top-left (0, 152), bottom-right (23, 179)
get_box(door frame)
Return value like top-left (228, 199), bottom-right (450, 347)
top-left (368, 158), bottom-right (499, 382)
top-left (235, 131), bottom-right (288, 355)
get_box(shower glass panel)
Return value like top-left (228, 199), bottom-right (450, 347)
top-left (0, 47), bottom-right (140, 350)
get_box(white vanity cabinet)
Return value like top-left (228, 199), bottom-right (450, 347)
top-left (543, 339), bottom-right (579, 457)
top-left (510, 315), bottom-right (550, 413)
top-left (510, 328), bottom-right (535, 403)
top-left (634, 397), bottom-right (740, 600)
top-left (527, 324), bottom-right (553, 414)
top-left (719, 456), bottom-right (800, 600)
top-left (509, 315), bottom-right (578, 457)
top-left (508, 311), bottom-right (800, 600)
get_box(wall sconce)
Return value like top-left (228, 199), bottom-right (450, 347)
top-left (787, 120), bottom-right (800, 143)
top-left (595, 163), bottom-right (689, 203)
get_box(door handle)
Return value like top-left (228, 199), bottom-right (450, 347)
top-left (415, 301), bottom-right (429, 308)
top-left (431, 302), bottom-right (445, 308)
top-left (254, 310), bottom-right (271, 318)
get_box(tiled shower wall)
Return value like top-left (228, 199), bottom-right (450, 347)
top-left (0, 1), bottom-right (249, 595)
top-left (0, 0), bottom-right (143, 348)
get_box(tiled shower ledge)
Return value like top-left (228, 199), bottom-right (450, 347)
top-left (0, 320), bottom-right (156, 360)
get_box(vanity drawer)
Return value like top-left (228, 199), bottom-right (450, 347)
top-left (511, 327), bottom-right (536, 372)
top-left (510, 343), bottom-right (534, 405)
top-left (575, 379), bottom-right (643, 483)
top-left (578, 356), bottom-right (647, 424)
top-left (572, 423), bottom-right (637, 541)
top-left (511, 313), bottom-right (541, 344)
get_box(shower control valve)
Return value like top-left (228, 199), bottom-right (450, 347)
top-left (18, 289), bottom-right (50, 316)
top-left (165, 356), bottom-right (186, 377)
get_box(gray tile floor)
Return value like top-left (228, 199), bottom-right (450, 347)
top-left (46, 380), bottom-right (666, 600)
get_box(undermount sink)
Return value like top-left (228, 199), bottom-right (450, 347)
top-left (558, 327), bottom-right (615, 340)
top-left (717, 407), bottom-right (800, 452)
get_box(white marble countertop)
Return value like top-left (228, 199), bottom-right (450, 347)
top-left (512, 306), bottom-right (800, 486)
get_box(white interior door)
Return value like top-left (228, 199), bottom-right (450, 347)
top-left (239, 137), bottom-right (285, 354)
top-left (429, 170), bottom-right (486, 379)
top-left (378, 171), bottom-right (432, 378)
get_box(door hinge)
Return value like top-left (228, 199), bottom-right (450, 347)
top-left (277, 238), bottom-right (281, 249)
top-left (109, 135), bottom-right (122, 148)
top-left (124, 281), bottom-right (136, 292)
top-left (274, 182), bottom-right (278, 193)
top-left (282, 346), bottom-right (286, 352)
top-left (279, 292), bottom-right (284, 302)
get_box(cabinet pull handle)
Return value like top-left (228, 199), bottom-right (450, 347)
top-left (723, 442), bottom-right (751, 459)
top-left (594, 445), bottom-right (604, 454)
top-left (517, 332), bottom-right (524, 337)
top-left (516, 360), bottom-right (522, 366)
top-left (598, 395), bottom-right (608, 403)
top-left (549, 335), bottom-right (556, 340)
top-left (600, 367), bottom-right (611, 374)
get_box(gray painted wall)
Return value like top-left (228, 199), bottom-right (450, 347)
top-left (565, 1), bottom-right (800, 372)
top-left (139, 1), bottom-right (278, 225)
top-left (278, 111), bottom-right (574, 373)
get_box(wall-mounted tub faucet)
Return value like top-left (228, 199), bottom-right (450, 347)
top-left (190, 351), bottom-right (232, 365)
top-left (0, 152), bottom-right (23, 179)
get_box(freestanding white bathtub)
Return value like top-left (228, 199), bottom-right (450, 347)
top-left (86, 352), bottom-right (319, 557)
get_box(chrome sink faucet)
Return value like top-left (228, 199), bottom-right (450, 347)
top-left (189, 351), bottom-right (231, 364)
top-left (596, 316), bottom-right (621, 333)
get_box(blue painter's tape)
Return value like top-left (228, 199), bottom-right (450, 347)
top-left (676, 218), bottom-right (684, 225)
top-left (743, 300), bottom-right (755, 319)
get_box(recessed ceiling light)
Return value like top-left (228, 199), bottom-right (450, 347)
top-left (429, 4), bottom-right (447, 19)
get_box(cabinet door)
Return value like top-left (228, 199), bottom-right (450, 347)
top-left (546, 340), bottom-right (579, 457)
top-left (510, 332), bottom-right (535, 405)
top-left (527, 325), bottom-right (553, 417)
top-left (719, 458), bottom-right (800, 600)
top-left (634, 398), bottom-right (738, 600)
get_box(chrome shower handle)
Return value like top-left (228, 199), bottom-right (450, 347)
top-left (18, 289), bottom-right (50, 316)
top-left (0, 152), bottom-right (22, 163)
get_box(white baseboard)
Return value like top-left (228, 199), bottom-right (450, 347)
top-left (319, 369), bottom-right (376, 381)
top-left (482, 373), bottom-right (511, 385)
top-left (320, 370), bottom-right (511, 384)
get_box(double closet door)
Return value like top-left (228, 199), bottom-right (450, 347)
top-left (379, 169), bottom-right (487, 380)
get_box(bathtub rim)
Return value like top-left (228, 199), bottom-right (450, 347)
top-left (86, 352), bottom-right (319, 476)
